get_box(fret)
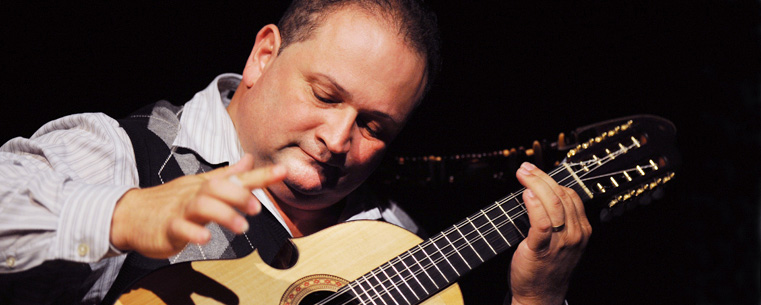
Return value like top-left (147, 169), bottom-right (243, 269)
top-left (372, 268), bottom-right (402, 305)
top-left (377, 263), bottom-right (407, 305)
top-left (499, 199), bottom-right (526, 238)
top-left (442, 232), bottom-right (472, 270)
top-left (417, 244), bottom-right (448, 284)
top-left (399, 254), bottom-right (429, 296)
top-left (466, 216), bottom-right (497, 255)
top-left (354, 275), bottom-right (379, 305)
top-left (454, 224), bottom-right (483, 262)
top-left (347, 281), bottom-right (371, 305)
top-left (388, 258), bottom-right (420, 302)
top-left (514, 195), bottom-right (529, 222)
top-left (509, 205), bottom-right (532, 246)
top-left (430, 237), bottom-right (461, 277)
top-left (514, 195), bottom-right (525, 213)
top-left (361, 273), bottom-right (389, 305)
top-left (481, 209), bottom-right (510, 247)
top-left (410, 245), bottom-right (440, 290)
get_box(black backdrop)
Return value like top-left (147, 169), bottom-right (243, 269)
top-left (2, 2), bottom-right (760, 304)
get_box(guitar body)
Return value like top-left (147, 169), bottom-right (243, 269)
top-left (116, 220), bottom-right (463, 305)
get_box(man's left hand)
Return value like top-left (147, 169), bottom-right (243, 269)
top-left (510, 162), bottom-right (592, 305)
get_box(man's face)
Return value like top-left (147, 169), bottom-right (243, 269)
top-left (229, 7), bottom-right (427, 211)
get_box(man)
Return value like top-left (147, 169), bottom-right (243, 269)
top-left (0, 0), bottom-right (590, 304)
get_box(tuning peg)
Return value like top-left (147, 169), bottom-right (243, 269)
top-left (557, 132), bottom-right (570, 150)
top-left (532, 140), bottom-right (543, 168)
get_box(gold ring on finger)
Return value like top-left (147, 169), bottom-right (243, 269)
top-left (551, 223), bottom-right (566, 232)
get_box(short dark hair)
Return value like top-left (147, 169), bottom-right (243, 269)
top-left (277, 0), bottom-right (442, 96)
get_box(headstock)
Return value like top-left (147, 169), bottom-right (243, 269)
top-left (562, 115), bottom-right (680, 221)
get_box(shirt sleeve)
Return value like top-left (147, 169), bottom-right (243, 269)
top-left (0, 113), bottom-right (138, 273)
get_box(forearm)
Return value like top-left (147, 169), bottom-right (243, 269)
top-left (0, 113), bottom-right (138, 272)
top-left (0, 177), bottom-right (133, 272)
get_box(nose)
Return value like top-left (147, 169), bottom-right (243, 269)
top-left (317, 108), bottom-right (355, 155)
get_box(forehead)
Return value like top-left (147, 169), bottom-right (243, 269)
top-left (281, 6), bottom-right (427, 122)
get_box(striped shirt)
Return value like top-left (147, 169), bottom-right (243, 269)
top-left (0, 73), bottom-right (420, 303)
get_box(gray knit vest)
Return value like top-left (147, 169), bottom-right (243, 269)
top-left (102, 101), bottom-right (291, 304)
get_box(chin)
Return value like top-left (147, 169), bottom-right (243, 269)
top-left (270, 180), bottom-right (337, 210)
top-left (282, 168), bottom-right (328, 193)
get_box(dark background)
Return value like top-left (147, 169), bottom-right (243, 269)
top-left (2, 1), bottom-right (759, 304)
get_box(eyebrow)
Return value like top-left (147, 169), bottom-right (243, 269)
top-left (366, 110), bottom-right (399, 126)
top-left (313, 73), bottom-right (352, 101)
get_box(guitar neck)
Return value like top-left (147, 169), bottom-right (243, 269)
top-left (337, 164), bottom-right (589, 305)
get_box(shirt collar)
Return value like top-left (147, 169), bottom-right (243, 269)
top-left (173, 73), bottom-right (243, 165)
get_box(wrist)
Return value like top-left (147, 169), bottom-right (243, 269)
top-left (110, 188), bottom-right (137, 252)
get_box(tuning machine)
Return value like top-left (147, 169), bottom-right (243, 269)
top-left (599, 172), bottom-right (675, 222)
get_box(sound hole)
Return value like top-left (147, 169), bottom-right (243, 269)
top-left (298, 290), bottom-right (360, 305)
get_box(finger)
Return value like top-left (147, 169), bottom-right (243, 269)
top-left (185, 195), bottom-right (250, 234)
top-left (234, 164), bottom-right (287, 189)
top-left (565, 186), bottom-right (592, 243)
top-left (168, 218), bottom-right (211, 246)
top-left (201, 176), bottom-right (261, 215)
top-left (559, 187), bottom-right (581, 238)
top-left (516, 162), bottom-right (566, 229)
top-left (526, 163), bottom-right (572, 202)
top-left (522, 188), bottom-right (552, 252)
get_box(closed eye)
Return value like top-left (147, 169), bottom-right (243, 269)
top-left (357, 117), bottom-right (383, 139)
top-left (313, 90), bottom-right (340, 104)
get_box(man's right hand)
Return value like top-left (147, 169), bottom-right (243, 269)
top-left (109, 153), bottom-right (286, 259)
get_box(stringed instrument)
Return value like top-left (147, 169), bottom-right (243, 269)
top-left (115, 115), bottom-right (679, 305)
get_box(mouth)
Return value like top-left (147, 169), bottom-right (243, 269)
top-left (277, 148), bottom-right (344, 194)
top-left (309, 156), bottom-right (343, 184)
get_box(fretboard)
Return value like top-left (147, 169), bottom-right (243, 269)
top-left (323, 164), bottom-right (590, 305)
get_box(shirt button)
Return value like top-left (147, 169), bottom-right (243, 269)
top-left (6, 256), bottom-right (16, 268)
top-left (77, 243), bottom-right (89, 257)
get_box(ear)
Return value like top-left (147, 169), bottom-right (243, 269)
top-left (242, 24), bottom-right (282, 88)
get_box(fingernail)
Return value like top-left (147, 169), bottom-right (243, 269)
top-left (228, 175), bottom-right (243, 187)
top-left (526, 189), bottom-right (536, 198)
top-left (518, 162), bottom-right (534, 176)
top-left (237, 217), bottom-right (249, 233)
top-left (198, 230), bottom-right (211, 244)
top-left (248, 198), bottom-right (261, 215)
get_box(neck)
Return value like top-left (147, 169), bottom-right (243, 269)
top-left (266, 191), bottom-right (345, 237)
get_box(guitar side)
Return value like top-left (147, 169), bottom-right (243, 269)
top-left (116, 220), bottom-right (463, 305)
